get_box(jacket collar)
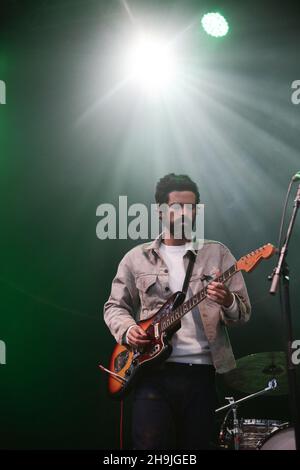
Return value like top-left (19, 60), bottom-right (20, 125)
top-left (143, 232), bottom-right (201, 257)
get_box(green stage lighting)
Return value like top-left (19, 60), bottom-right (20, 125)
top-left (201, 12), bottom-right (229, 38)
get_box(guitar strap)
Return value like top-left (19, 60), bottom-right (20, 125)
top-left (181, 250), bottom-right (196, 298)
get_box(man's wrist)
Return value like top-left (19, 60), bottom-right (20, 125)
top-left (223, 293), bottom-right (236, 311)
top-left (125, 325), bottom-right (136, 344)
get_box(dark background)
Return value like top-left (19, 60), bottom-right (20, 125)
top-left (0, 0), bottom-right (299, 449)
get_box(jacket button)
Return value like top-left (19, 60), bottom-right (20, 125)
top-left (164, 269), bottom-right (168, 273)
top-left (165, 287), bottom-right (170, 292)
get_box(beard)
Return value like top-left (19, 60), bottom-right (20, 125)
top-left (168, 215), bottom-right (195, 240)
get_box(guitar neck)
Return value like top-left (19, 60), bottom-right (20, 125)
top-left (160, 263), bottom-right (238, 332)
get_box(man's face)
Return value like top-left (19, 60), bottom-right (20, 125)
top-left (160, 190), bottom-right (197, 240)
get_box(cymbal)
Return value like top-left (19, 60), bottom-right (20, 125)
top-left (223, 351), bottom-right (288, 396)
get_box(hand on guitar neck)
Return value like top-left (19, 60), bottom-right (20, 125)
top-left (207, 282), bottom-right (234, 307)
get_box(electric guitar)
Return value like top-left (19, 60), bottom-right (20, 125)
top-left (101, 243), bottom-right (276, 399)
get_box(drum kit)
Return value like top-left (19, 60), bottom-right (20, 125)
top-left (215, 351), bottom-right (296, 450)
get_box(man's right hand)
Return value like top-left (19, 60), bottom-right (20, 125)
top-left (126, 325), bottom-right (151, 347)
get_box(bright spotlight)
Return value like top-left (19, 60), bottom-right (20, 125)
top-left (201, 12), bottom-right (229, 38)
top-left (126, 34), bottom-right (177, 94)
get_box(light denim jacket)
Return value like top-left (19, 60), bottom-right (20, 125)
top-left (104, 235), bottom-right (251, 374)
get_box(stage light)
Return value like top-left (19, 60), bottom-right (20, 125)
top-left (126, 34), bottom-right (177, 94)
top-left (201, 12), bottom-right (229, 38)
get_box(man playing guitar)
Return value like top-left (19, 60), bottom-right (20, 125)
top-left (104, 173), bottom-right (251, 449)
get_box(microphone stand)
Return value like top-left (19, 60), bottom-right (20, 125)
top-left (269, 182), bottom-right (300, 450)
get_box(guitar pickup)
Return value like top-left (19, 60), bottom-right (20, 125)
top-left (154, 322), bottom-right (160, 339)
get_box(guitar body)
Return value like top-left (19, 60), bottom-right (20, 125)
top-left (108, 291), bottom-right (185, 399)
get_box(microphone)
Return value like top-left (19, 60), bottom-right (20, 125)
top-left (292, 171), bottom-right (300, 182)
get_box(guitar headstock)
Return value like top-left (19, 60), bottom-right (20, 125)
top-left (236, 243), bottom-right (276, 273)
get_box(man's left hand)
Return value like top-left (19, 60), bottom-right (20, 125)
top-left (207, 281), bottom-right (234, 308)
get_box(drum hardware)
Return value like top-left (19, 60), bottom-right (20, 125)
top-left (216, 379), bottom-right (278, 450)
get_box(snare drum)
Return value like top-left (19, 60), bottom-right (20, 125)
top-left (219, 417), bottom-right (284, 450)
top-left (257, 423), bottom-right (296, 450)
top-left (239, 419), bottom-right (283, 450)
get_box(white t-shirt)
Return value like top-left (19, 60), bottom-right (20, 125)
top-left (159, 242), bottom-right (213, 365)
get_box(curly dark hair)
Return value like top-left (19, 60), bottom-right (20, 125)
top-left (155, 173), bottom-right (200, 205)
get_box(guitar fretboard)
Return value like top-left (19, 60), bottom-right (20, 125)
top-left (160, 264), bottom-right (237, 331)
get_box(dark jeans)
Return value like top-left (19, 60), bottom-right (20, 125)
top-left (132, 362), bottom-right (216, 450)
